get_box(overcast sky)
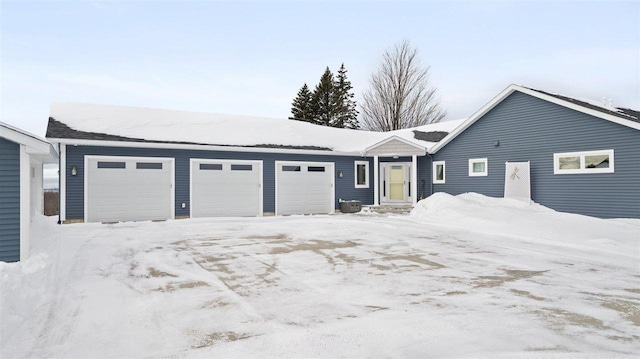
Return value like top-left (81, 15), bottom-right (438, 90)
top-left (1, 0), bottom-right (639, 137)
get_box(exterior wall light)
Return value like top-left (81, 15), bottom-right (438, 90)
top-left (71, 165), bottom-right (77, 176)
top-left (338, 170), bottom-right (343, 178)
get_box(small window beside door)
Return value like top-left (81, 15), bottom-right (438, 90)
top-left (354, 161), bottom-right (369, 188)
top-left (433, 161), bottom-right (445, 184)
top-left (468, 158), bottom-right (488, 176)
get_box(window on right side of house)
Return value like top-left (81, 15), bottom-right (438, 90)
top-left (468, 158), bottom-right (488, 176)
top-left (554, 149), bottom-right (614, 174)
top-left (433, 161), bottom-right (445, 184)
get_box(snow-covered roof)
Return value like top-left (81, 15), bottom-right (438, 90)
top-left (46, 102), bottom-right (465, 154)
top-left (431, 84), bottom-right (640, 154)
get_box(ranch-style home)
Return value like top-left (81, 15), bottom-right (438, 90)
top-left (45, 84), bottom-right (639, 224)
top-left (0, 122), bottom-right (58, 262)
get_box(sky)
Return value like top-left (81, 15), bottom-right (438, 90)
top-left (1, 0), bottom-right (639, 137)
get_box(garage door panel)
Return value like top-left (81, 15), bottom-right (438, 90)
top-left (86, 157), bottom-right (173, 223)
top-left (191, 160), bottom-right (262, 218)
top-left (276, 162), bottom-right (334, 216)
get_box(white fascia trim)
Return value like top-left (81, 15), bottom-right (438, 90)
top-left (47, 138), bottom-right (363, 157)
top-left (515, 86), bottom-right (640, 131)
top-left (19, 145), bottom-right (30, 261)
top-left (1, 122), bottom-right (55, 155)
top-left (364, 135), bottom-right (427, 155)
top-left (430, 84), bottom-right (519, 154)
top-left (430, 84), bottom-right (640, 154)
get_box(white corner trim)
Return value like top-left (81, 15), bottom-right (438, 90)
top-left (19, 145), bottom-right (30, 261)
top-left (59, 144), bottom-right (66, 222)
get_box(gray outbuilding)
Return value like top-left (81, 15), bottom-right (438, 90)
top-left (0, 122), bottom-right (58, 262)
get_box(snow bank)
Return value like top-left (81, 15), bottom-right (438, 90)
top-left (411, 192), bottom-right (639, 246)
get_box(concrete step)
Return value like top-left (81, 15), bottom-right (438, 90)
top-left (363, 205), bottom-right (414, 214)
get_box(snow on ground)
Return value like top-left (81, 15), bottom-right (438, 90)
top-left (1, 193), bottom-right (639, 358)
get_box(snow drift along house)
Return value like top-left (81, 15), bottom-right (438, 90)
top-left (45, 84), bottom-right (640, 223)
top-left (0, 122), bottom-right (58, 262)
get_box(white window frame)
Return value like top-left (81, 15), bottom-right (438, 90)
top-left (433, 161), bottom-right (446, 184)
top-left (553, 149), bottom-right (614, 174)
top-left (354, 160), bottom-right (369, 188)
top-left (468, 158), bottom-right (488, 177)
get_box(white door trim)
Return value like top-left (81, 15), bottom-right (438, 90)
top-left (84, 155), bottom-right (175, 223)
top-left (274, 160), bottom-right (335, 216)
top-left (189, 158), bottom-right (263, 218)
top-left (379, 162), bottom-right (413, 204)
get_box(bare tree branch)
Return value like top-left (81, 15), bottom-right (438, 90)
top-left (360, 40), bottom-right (447, 131)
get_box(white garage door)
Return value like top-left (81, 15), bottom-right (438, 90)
top-left (276, 161), bottom-right (334, 216)
top-left (85, 156), bottom-right (174, 223)
top-left (190, 159), bottom-right (262, 217)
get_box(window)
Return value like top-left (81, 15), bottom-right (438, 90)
top-left (307, 166), bottom-right (326, 172)
top-left (97, 161), bottom-right (125, 169)
top-left (200, 163), bottom-right (222, 170)
top-left (282, 165), bottom-right (301, 172)
top-left (231, 164), bottom-right (252, 171)
top-left (468, 158), bottom-right (488, 176)
top-left (433, 161), bottom-right (445, 184)
top-left (354, 161), bottom-right (369, 188)
top-left (136, 162), bottom-right (163, 169)
top-left (554, 149), bottom-right (614, 174)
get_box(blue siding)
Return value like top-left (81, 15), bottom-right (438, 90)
top-left (65, 146), bottom-right (375, 220)
top-left (433, 91), bottom-right (640, 218)
top-left (0, 137), bottom-right (20, 262)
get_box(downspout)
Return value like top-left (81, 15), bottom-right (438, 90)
top-left (57, 142), bottom-right (61, 225)
top-left (427, 152), bottom-right (434, 197)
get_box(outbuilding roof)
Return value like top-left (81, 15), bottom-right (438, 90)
top-left (0, 121), bottom-right (58, 162)
top-left (46, 102), bottom-right (464, 154)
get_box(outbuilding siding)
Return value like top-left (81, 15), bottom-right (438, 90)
top-left (433, 91), bottom-right (640, 218)
top-left (0, 137), bottom-right (20, 262)
top-left (65, 145), bottom-right (375, 220)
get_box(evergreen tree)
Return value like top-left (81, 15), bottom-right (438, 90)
top-left (289, 83), bottom-right (314, 123)
top-left (332, 63), bottom-right (359, 129)
top-left (311, 67), bottom-right (336, 126)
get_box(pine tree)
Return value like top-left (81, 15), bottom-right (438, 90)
top-left (311, 67), bottom-right (336, 126)
top-left (332, 63), bottom-right (359, 129)
top-left (289, 83), bottom-right (314, 123)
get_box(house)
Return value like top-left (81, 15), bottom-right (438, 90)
top-left (429, 84), bottom-right (640, 219)
top-left (0, 122), bottom-right (58, 262)
top-left (45, 103), bottom-right (463, 223)
top-left (46, 84), bottom-right (639, 223)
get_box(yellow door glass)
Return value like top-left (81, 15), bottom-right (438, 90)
top-left (389, 166), bottom-right (404, 201)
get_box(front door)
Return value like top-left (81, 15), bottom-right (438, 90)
top-left (380, 162), bottom-right (411, 203)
